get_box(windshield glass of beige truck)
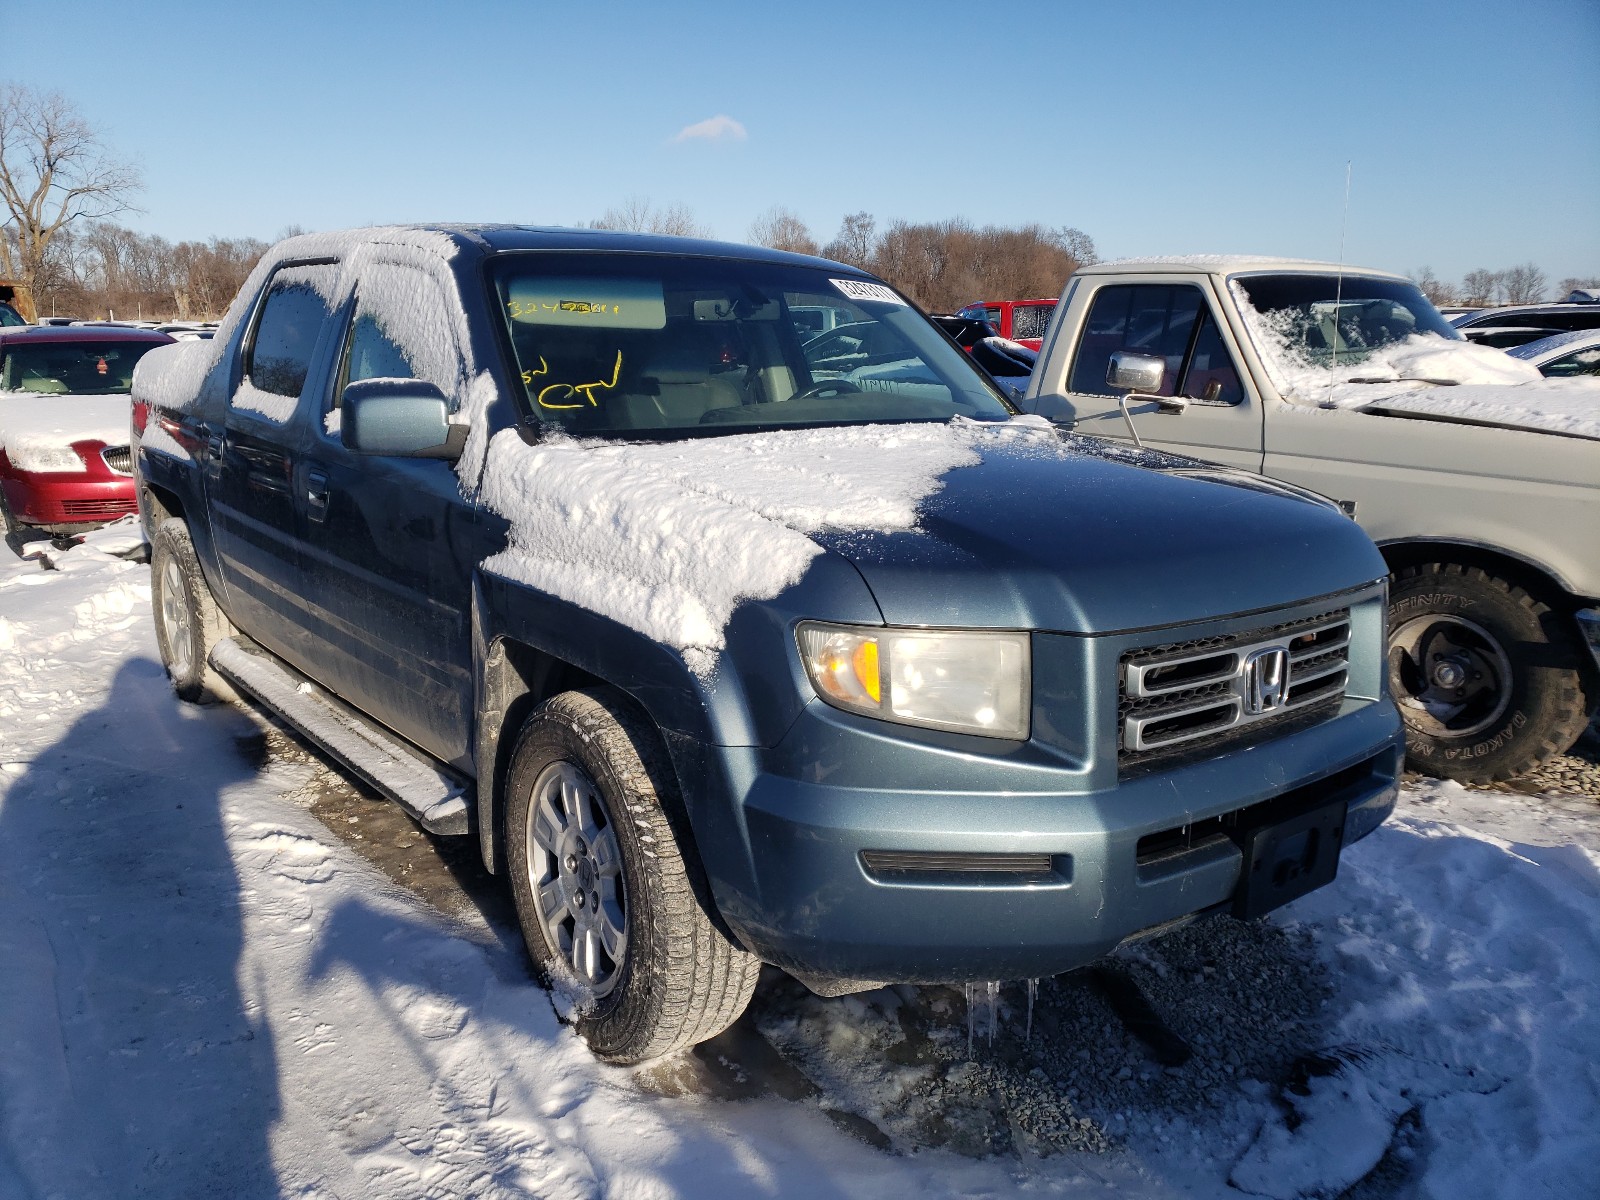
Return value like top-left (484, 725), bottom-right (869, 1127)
top-left (490, 253), bottom-right (1012, 437)
top-left (1229, 273), bottom-right (1544, 402)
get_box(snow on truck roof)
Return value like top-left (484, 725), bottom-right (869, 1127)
top-left (1083, 255), bottom-right (1408, 280)
top-left (265, 223), bottom-right (862, 273)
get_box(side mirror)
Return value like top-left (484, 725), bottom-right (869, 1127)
top-left (341, 378), bottom-right (464, 459)
top-left (1107, 350), bottom-right (1165, 394)
top-left (1105, 351), bottom-right (1187, 448)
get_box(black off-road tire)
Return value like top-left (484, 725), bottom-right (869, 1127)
top-left (1388, 564), bottom-right (1593, 783)
top-left (505, 688), bottom-right (760, 1064)
top-left (149, 518), bottom-right (237, 704)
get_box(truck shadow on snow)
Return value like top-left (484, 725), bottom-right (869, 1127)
top-left (0, 659), bottom-right (282, 1198)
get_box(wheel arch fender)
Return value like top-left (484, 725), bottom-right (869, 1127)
top-left (1378, 537), bottom-right (1594, 612)
top-left (469, 569), bottom-right (770, 877)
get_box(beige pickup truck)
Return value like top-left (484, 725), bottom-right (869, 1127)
top-left (1021, 256), bottom-right (1599, 783)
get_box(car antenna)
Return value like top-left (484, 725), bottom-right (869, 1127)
top-left (1323, 160), bottom-right (1353, 410)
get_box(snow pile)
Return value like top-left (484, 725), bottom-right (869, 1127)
top-left (1267, 776), bottom-right (1600, 1199)
top-left (131, 336), bottom-right (224, 412)
top-left (0, 395), bottom-right (132, 464)
top-left (479, 418), bottom-right (1057, 675)
top-left (1374, 378), bottom-right (1600, 440)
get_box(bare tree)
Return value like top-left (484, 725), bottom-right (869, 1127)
top-left (1459, 268), bottom-right (1501, 308)
top-left (1060, 227), bottom-right (1098, 267)
top-left (821, 211), bottom-right (876, 268)
top-left (1499, 262), bottom-right (1548, 306)
top-left (590, 196), bottom-right (710, 238)
top-left (1555, 275), bottom-right (1600, 301)
top-left (0, 85), bottom-right (142, 289)
top-left (747, 206), bottom-right (819, 255)
top-left (1409, 266), bottom-right (1456, 307)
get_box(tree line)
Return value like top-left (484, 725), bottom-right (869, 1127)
top-left (1410, 263), bottom-right (1599, 308)
top-left (588, 200), bottom-right (1099, 314)
top-left (3, 85), bottom-right (1592, 324)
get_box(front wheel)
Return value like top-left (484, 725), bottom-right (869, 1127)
top-left (1388, 564), bottom-right (1592, 783)
top-left (505, 688), bottom-right (760, 1063)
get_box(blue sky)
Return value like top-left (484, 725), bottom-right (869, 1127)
top-left (5, 0), bottom-right (1597, 287)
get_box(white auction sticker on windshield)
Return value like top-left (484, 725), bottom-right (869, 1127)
top-left (831, 279), bottom-right (906, 306)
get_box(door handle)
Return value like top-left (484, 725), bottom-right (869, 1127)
top-left (306, 469), bottom-right (330, 523)
top-left (203, 433), bottom-right (225, 480)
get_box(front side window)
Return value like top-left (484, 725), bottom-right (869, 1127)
top-left (1069, 284), bottom-right (1245, 404)
top-left (1070, 284), bottom-right (1200, 397)
top-left (490, 254), bottom-right (1011, 436)
top-left (0, 339), bottom-right (165, 396)
top-left (245, 264), bottom-right (339, 399)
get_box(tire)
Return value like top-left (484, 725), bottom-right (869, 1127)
top-left (149, 518), bottom-right (237, 704)
top-left (505, 688), bottom-right (760, 1063)
top-left (1388, 564), bottom-right (1593, 783)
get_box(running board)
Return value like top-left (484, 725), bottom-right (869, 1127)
top-left (210, 637), bottom-right (471, 836)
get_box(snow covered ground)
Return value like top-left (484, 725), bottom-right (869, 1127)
top-left (2, 525), bottom-right (1597, 1199)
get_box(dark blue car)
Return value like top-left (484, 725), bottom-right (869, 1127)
top-left (133, 226), bottom-right (1402, 1063)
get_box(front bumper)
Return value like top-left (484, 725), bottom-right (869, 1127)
top-left (697, 697), bottom-right (1402, 986)
top-left (2, 461), bottom-right (135, 530)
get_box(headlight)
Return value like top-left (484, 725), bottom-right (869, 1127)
top-left (797, 621), bottom-right (1031, 740)
top-left (8, 441), bottom-right (87, 473)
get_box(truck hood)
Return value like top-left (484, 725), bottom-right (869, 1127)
top-left (1359, 378), bottom-right (1600, 442)
top-left (812, 437), bottom-right (1388, 635)
top-left (0, 392), bottom-right (131, 462)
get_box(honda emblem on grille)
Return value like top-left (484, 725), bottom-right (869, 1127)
top-left (1242, 647), bottom-right (1289, 714)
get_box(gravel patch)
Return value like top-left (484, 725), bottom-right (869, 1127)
top-left (753, 916), bottom-right (1331, 1158)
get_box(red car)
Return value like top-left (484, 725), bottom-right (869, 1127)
top-left (955, 298), bottom-right (1058, 351)
top-left (0, 326), bottom-right (174, 538)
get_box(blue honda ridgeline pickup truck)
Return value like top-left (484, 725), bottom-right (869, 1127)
top-left (132, 226), bottom-right (1402, 1063)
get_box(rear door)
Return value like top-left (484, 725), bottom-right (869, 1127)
top-left (208, 261), bottom-right (341, 662)
top-left (292, 262), bottom-right (486, 767)
top-left (1034, 276), bottom-right (1263, 471)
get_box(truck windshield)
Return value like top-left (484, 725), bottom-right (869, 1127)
top-left (489, 253), bottom-right (1012, 437)
top-left (1233, 274), bottom-right (1462, 363)
top-left (0, 340), bottom-right (165, 396)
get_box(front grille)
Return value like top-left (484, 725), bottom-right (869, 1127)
top-left (101, 445), bottom-right (133, 475)
top-left (1119, 608), bottom-right (1350, 770)
top-left (59, 498), bottom-right (136, 519)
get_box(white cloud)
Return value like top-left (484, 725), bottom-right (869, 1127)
top-left (670, 115), bottom-right (747, 144)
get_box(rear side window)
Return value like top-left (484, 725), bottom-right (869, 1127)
top-left (1011, 303), bottom-right (1054, 341)
top-left (245, 264), bottom-right (339, 398)
top-left (1542, 347), bottom-right (1600, 378)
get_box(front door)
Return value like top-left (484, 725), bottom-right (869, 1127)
top-left (1037, 278), bottom-right (1264, 471)
top-left (292, 262), bottom-right (485, 768)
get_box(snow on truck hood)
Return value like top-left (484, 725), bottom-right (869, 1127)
top-left (1368, 378), bottom-right (1600, 440)
top-left (0, 393), bottom-right (133, 460)
top-left (479, 417), bottom-right (1383, 674)
top-left (479, 418), bottom-right (1044, 676)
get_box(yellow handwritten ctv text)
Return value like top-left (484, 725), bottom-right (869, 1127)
top-left (507, 299), bottom-right (625, 320)
top-left (523, 352), bottom-right (624, 410)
